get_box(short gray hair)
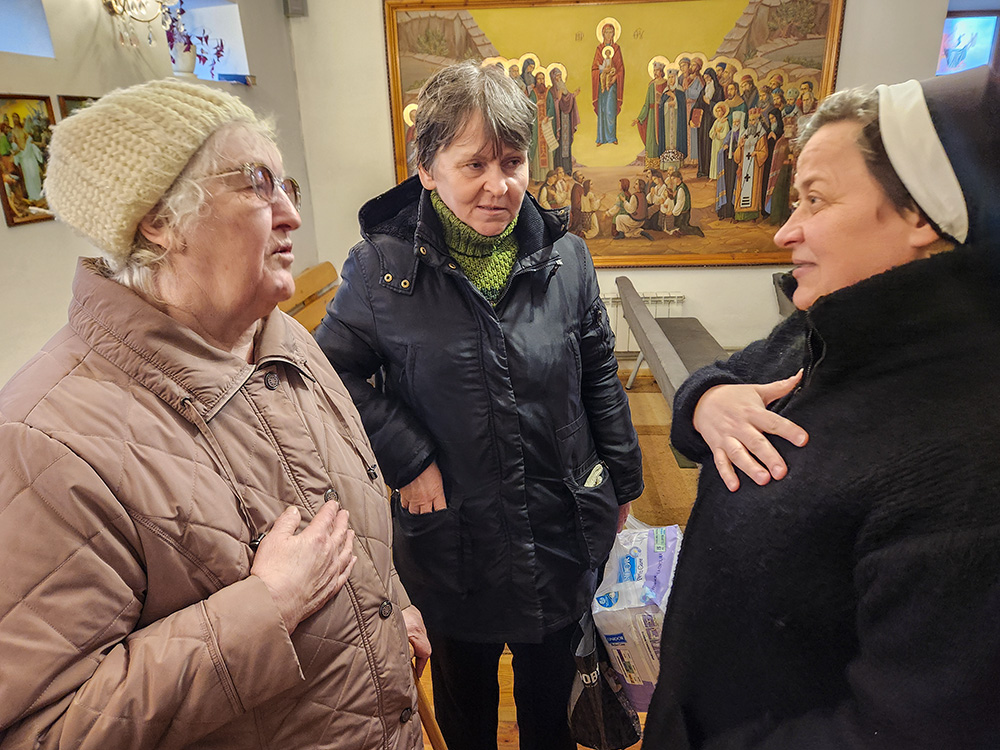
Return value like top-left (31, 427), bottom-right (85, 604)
top-left (797, 88), bottom-right (916, 216)
top-left (413, 61), bottom-right (534, 171)
top-left (109, 120), bottom-right (276, 297)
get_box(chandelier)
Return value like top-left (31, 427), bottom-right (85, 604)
top-left (102, 0), bottom-right (175, 47)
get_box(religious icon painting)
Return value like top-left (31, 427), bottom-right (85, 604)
top-left (0, 94), bottom-right (56, 228)
top-left (57, 95), bottom-right (98, 119)
top-left (383, 0), bottom-right (845, 268)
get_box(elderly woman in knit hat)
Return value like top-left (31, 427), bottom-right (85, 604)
top-left (643, 64), bottom-right (1000, 748)
top-left (315, 60), bottom-right (643, 750)
top-left (0, 79), bottom-right (427, 749)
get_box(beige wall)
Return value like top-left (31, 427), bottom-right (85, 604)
top-left (1, 0), bottom-right (950, 384)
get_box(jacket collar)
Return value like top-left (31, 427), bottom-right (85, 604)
top-left (68, 259), bottom-right (312, 422)
top-left (803, 246), bottom-right (999, 381)
top-left (357, 176), bottom-right (568, 296)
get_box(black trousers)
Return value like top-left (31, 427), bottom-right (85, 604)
top-left (427, 623), bottom-right (578, 750)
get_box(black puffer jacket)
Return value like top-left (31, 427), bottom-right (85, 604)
top-left (645, 247), bottom-right (1000, 749)
top-left (316, 178), bottom-right (643, 642)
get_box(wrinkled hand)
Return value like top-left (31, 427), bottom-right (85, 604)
top-left (402, 605), bottom-right (432, 677)
top-left (251, 504), bottom-right (357, 635)
top-left (692, 371), bottom-right (809, 493)
top-left (616, 501), bottom-right (632, 533)
top-left (399, 462), bottom-right (447, 514)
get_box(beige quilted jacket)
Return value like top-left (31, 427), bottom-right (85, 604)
top-left (0, 260), bottom-right (422, 749)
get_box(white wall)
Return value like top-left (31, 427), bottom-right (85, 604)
top-left (837, 0), bottom-right (947, 86)
top-left (290, 0), bottom-right (949, 351)
top-left (0, 0), bottom-right (317, 384)
top-left (0, 0), bottom-right (953, 383)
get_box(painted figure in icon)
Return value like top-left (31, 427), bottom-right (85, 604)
top-left (634, 59), bottom-right (670, 163)
top-left (549, 66), bottom-right (580, 174)
top-left (592, 18), bottom-right (624, 145)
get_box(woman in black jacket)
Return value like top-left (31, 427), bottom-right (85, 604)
top-left (316, 61), bottom-right (643, 750)
top-left (644, 67), bottom-right (1000, 749)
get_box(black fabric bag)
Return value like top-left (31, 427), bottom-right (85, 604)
top-left (568, 609), bottom-right (643, 750)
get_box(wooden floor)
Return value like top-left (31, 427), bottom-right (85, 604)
top-left (419, 366), bottom-right (698, 749)
top-left (418, 650), bottom-right (645, 749)
top-left (622, 368), bottom-right (700, 530)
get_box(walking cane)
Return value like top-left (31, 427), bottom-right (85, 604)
top-left (414, 665), bottom-right (448, 750)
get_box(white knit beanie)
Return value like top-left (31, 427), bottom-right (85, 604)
top-left (44, 78), bottom-right (259, 263)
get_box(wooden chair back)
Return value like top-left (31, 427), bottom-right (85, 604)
top-left (278, 261), bottom-right (339, 333)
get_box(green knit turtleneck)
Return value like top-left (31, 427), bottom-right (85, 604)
top-left (430, 190), bottom-right (519, 305)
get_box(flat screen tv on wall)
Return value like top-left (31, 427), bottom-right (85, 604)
top-left (936, 11), bottom-right (1000, 75)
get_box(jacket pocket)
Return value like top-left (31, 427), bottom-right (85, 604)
top-left (556, 412), bottom-right (596, 480)
top-left (391, 491), bottom-right (468, 595)
top-left (564, 460), bottom-right (619, 570)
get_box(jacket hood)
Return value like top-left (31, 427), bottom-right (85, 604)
top-left (354, 176), bottom-right (569, 297)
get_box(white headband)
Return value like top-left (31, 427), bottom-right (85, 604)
top-left (876, 79), bottom-right (968, 243)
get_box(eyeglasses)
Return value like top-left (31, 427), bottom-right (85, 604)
top-left (210, 163), bottom-right (302, 210)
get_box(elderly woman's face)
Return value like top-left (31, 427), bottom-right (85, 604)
top-left (418, 112), bottom-right (528, 236)
top-left (774, 121), bottom-right (938, 310)
top-left (158, 126), bottom-right (301, 323)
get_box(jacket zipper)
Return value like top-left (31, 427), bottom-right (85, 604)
top-left (441, 257), bottom-right (561, 608)
top-left (801, 317), bottom-right (826, 390)
top-left (777, 319), bottom-right (825, 413)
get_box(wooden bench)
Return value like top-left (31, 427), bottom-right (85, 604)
top-left (278, 261), bottom-right (339, 333)
top-left (615, 276), bottom-right (728, 405)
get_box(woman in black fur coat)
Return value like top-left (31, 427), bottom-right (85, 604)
top-left (644, 66), bottom-right (1000, 750)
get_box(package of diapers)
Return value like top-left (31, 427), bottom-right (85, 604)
top-left (592, 520), bottom-right (682, 711)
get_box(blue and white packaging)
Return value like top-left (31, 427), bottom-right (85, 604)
top-left (592, 521), bottom-right (682, 711)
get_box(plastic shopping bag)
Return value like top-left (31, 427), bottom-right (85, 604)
top-left (568, 608), bottom-right (643, 750)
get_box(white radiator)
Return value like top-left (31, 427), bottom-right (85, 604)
top-left (601, 292), bottom-right (685, 355)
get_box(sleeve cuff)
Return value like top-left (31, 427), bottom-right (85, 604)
top-left (202, 576), bottom-right (304, 712)
top-left (390, 567), bottom-right (411, 609)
